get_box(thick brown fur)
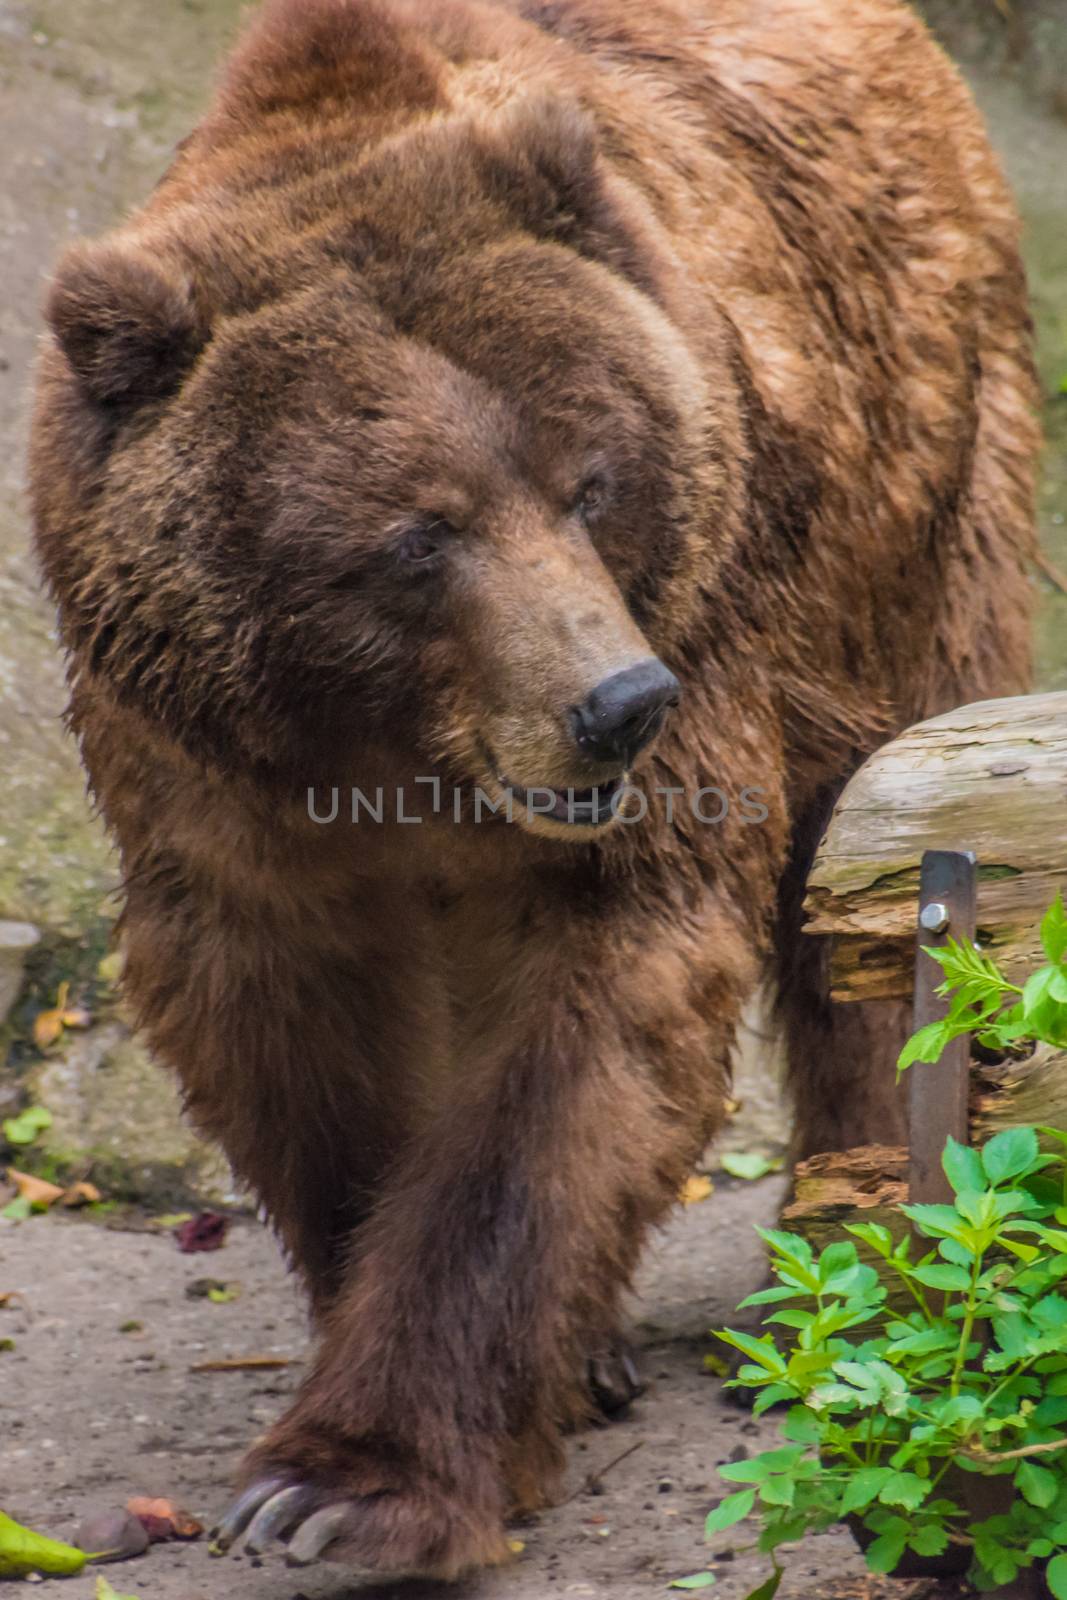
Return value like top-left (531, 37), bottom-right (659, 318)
top-left (29, 0), bottom-right (1037, 1577)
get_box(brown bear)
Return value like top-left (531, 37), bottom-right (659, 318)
top-left (29, 0), bottom-right (1037, 1578)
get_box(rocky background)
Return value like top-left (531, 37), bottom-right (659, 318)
top-left (0, 0), bottom-right (1065, 1204)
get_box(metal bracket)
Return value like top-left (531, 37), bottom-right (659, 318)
top-left (908, 849), bottom-right (978, 1204)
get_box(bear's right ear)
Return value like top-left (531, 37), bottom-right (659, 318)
top-left (46, 241), bottom-right (208, 408)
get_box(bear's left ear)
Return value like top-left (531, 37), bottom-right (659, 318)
top-left (46, 240), bottom-right (209, 408)
top-left (477, 95), bottom-right (663, 302)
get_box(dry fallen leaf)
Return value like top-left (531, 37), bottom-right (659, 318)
top-left (6, 1168), bottom-right (64, 1209)
top-left (32, 1008), bottom-right (65, 1050)
top-left (175, 1212), bottom-right (229, 1253)
top-left (679, 1174), bottom-right (714, 1206)
top-left (126, 1497), bottom-right (202, 1543)
top-left (30, 984), bottom-right (92, 1051)
top-left (59, 1181), bottom-right (102, 1208)
top-left (189, 1355), bottom-right (296, 1373)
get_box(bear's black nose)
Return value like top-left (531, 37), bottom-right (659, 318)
top-left (570, 658), bottom-right (681, 768)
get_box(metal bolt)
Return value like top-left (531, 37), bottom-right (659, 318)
top-left (919, 901), bottom-right (950, 934)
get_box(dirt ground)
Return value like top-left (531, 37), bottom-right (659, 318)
top-left (0, 1173), bottom-right (895, 1600)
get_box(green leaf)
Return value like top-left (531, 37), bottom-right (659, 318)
top-left (95, 1580), bottom-right (142, 1600)
top-left (716, 1329), bottom-right (786, 1376)
top-left (934, 1393), bottom-right (983, 1425)
top-left (839, 1468), bottom-right (894, 1515)
top-left (741, 1569), bottom-right (783, 1600)
top-left (704, 1490), bottom-right (756, 1536)
top-left (817, 1242), bottom-right (858, 1282)
top-left (1, 1105), bottom-right (53, 1146)
top-left (807, 1383), bottom-right (865, 1411)
top-left (1047, 1552), bottom-right (1067, 1600)
top-left (1020, 969), bottom-right (1067, 1045)
top-left (757, 1228), bottom-right (813, 1265)
top-left (899, 1202), bottom-right (968, 1240)
top-left (897, 1020), bottom-right (953, 1072)
top-left (759, 1476), bottom-right (795, 1508)
top-left (942, 1137), bottom-right (986, 1196)
top-left (1, 1196), bottom-right (33, 1220)
top-left (765, 1309), bottom-right (814, 1330)
top-left (752, 1385), bottom-right (796, 1416)
top-left (844, 1221), bottom-right (895, 1257)
top-left (1039, 896), bottom-right (1067, 968)
top-left (781, 1407), bottom-right (821, 1445)
top-left (1033, 1395), bottom-right (1067, 1426)
top-left (911, 1263), bottom-right (972, 1291)
top-left (1001, 1236), bottom-right (1041, 1263)
top-left (982, 1126), bottom-right (1040, 1184)
top-left (737, 1286), bottom-right (803, 1308)
top-left (1033, 1293), bottom-right (1067, 1330)
top-left (720, 1447), bottom-right (804, 1484)
top-left (1017, 1460), bottom-right (1059, 1508)
top-left (0, 1510), bottom-right (87, 1578)
top-left (669, 1574), bottom-right (717, 1590)
top-left (865, 1529), bottom-right (908, 1574)
top-left (878, 1472), bottom-right (929, 1511)
top-left (721, 1152), bottom-right (782, 1181)
top-left (909, 1525), bottom-right (950, 1557)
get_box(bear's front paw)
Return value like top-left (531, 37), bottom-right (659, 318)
top-left (211, 1439), bottom-right (510, 1578)
top-left (588, 1337), bottom-right (645, 1418)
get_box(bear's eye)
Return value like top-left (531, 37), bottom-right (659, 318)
top-left (398, 518), bottom-right (454, 565)
top-left (572, 474), bottom-right (611, 525)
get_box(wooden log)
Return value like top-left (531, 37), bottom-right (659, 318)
top-left (782, 1145), bottom-right (911, 1304)
top-left (971, 1044), bottom-right (1067, 1143)
top-left (783, 1144), bottom-right (907, 1230)
top-left (784, 1057), bottom-right (1067, 1265)
top-left (803, 692), bottom-right (1067, 1002)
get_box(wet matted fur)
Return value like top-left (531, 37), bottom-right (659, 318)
top-left (29, 0), bottom-right (1036, 1576)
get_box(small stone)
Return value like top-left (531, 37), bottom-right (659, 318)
top-left (72, 1508), bottom-right (150, 1562)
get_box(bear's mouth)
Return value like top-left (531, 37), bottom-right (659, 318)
top-left (481, 744), bottom-right (625, 828)
top-left (500, 773), bottom-right (625, 827)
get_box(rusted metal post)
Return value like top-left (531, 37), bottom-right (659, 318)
top-left (908, 849), bottom-right (978, 1204)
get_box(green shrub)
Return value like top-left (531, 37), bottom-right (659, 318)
top-left (707, 1127), bottom-right (1067, 1597)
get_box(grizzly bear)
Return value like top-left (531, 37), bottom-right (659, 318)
top-left (29, 0), bottom-right (1036, 1578)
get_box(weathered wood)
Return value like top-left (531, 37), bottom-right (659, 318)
top-left (971, 1044), bottom-right (1067, 1143)
top-left (783, 1144), bottom-right (908, 1224)
top-left (784, 1053), bottom-right (1067, 1245)
top-left (803, 692), bottom-right (1067, 1002)
top-left (782, 1145), bottom-right (910, 1299)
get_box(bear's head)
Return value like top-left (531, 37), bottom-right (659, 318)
top-left (31, 95), bottom-right (730, 840)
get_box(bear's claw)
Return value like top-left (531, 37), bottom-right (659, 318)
top-left (210, 1476), bottom-right (291, 1551)
top-left (285, 1503), bottom-right (363, 1566)
top-left (244, 1483), bottom-right (318, 1554)
top-left (213, 1479), bottom-right (377, 1569)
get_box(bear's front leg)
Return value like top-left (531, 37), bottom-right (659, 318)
top-left (213, 904), bottom-right (748, 1578)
